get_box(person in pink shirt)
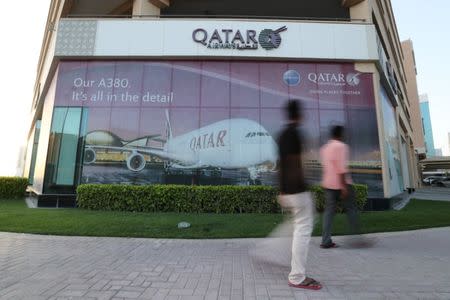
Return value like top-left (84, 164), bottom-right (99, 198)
top-left (319, 125), bottom-right (359, 248)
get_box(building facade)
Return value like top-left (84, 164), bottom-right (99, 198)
top-left (23, 0), bottom-right (419, 203)
top-left (401, 39), bottom-right (425, 187)
top-left (419, 94), bottom-right (436, 157)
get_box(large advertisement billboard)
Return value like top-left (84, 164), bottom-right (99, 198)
top-left (55, 61), bottom-right (382, 197)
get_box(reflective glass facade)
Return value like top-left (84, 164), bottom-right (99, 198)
top-left (420, 100), bottom-right (436, 157)
top-left (43, 107), bottom-right (87, 193)
top-left (380, 87), bottom-right (404, 196)
top-left (28, 121), bottom-right (41, 185)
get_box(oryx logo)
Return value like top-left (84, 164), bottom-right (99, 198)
top-left (258, 26), bottom-right (287, 50)
top-left (346, 73), bottom-right (361, 86)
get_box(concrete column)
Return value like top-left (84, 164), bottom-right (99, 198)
top-left (355, 63), bottom-right (391, 198)
top-left (133, 0), bottom-right (161, 18)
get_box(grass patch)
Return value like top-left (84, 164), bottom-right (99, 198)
top-left (312, 199), bottom-right (450, 236)
top-left (0, 198), bottom-right (282, 238)
top-left (1, 198), bottom-right (450, 238)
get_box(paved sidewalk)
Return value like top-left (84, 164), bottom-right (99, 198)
top-left (1, 228), bottom-right (450, 300)
top-left (413, 187), bottom-right (450, 201)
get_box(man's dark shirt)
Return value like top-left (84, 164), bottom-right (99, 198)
top-left (277, 124), bottom-right (307, 194)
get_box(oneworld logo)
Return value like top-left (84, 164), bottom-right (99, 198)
top-left (283, 70), bottom-right (301, 86)
top-left (192, 26), bottom-right (287, 51)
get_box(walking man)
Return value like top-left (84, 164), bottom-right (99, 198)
top-left (320, 125), bottom-right (359, 248)
top-left (277, 100), bottom-right (322, 290)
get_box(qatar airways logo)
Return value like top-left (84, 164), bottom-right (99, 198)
top-left (307, 72), bottom-right (361, 86)
top-left (192, 26), bottom-right (287, 50)
top-left (190, 130), bottom-right (227, 151)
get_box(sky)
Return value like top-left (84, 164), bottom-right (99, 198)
top-left (0, 2), bottom-right (51, 176)
top-left (392, 0), bottom-right (450, 156)
top-left (0, 1), bottom-right (448, 176)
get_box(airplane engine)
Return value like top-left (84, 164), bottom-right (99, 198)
top-left (84, 148), bottom-right (96, 165)
top-left (126, 152), bottom-right (146, 172)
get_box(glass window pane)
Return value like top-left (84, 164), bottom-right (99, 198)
top-left (28, 121), bottom-right (41, 185)
top-left (230, 62), bottom-right (259, 108)
top-left (260, 63), bottom-right (289, 108)
top-left (287, 63), bottom-right (319, 110)
top-left (172, 62), bottom-right (201, 107)
top-left (45, 107), bottom-right (82, 191)
top-left (319, 109), bottom-right (346, 146)
top-left (56, 108), bottom-right (82, 185)
top-left (142, 62), bottom-right (172, 108)
top-left (201, 62), bottom-right (230, 107)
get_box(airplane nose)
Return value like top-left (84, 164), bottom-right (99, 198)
top-left (267, 138), bottom-right (278, 170)
top-left (268, 138), bottom-right (278, 160)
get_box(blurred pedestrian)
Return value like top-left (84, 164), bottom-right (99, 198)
top-left (277, 100), bottom-right (322, 290)
top-left (319, 125), bottom-right (359, 248)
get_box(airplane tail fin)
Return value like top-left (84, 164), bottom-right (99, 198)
top-left (165, 109), bottom-right (173, 140)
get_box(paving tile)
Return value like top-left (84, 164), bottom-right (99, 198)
top-left (114, 290), bottom-right (142, 298)
top-left (0, 228), bottom-right (449, 299)
top-left (85, 290), bottom-right (118, 300)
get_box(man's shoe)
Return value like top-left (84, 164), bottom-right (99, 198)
top-left (288, 277), bottom-right (322, 290)
top-left (320, 242), bottom-right (339, 249)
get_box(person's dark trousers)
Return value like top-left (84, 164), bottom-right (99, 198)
top-left (321, 185), bottom-right (360, 246)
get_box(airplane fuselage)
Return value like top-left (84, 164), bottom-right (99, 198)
top-left (163, 118), bottom-right (277, 170)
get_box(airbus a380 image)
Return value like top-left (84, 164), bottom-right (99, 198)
top-left (84, 111), bottom-right (278, 181)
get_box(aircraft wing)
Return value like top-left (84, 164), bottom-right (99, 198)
top-left (86, 145), bottom-right (197, 166)
top-left (138, 148), bottom-right (196, 165)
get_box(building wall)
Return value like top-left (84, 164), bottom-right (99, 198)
top-left (54, 19), bottom-right (378, 60)
top-left (401, 39), bottom-right (424, 187)
top-left (23, 129), bottom-right (36, 180)
top-left (25, 0), bottom-right (416, 198)
top-left (350, 0), bottom-right (419, 192)
top-left (31, 73), bottom-right (58, 194)
top-left (401, 40), bottom-right (425, 151)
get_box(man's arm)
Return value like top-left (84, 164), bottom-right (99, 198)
top-left (340, 173), bottom-right (348, 199)
top-left (338, 144), bottom-right (350, 199)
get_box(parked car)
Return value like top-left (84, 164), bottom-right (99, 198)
top-left (433, 177), bottom-right (450, 187)
top-left (423, 176), bottom-right (443, 185)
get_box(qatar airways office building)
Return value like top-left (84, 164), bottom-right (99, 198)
top-left (24, 0), bottom-right (416, 206)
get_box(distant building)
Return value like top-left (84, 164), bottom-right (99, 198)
top-left (402, 40), bottom-right (425, 154)
top-left (419, 94), bottom-right (436, 157)
top-left (401, 40), bottom-right (425, 187)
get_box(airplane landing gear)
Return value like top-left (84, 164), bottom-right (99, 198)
top-left (247, 167), bottom-right (263, 185)
top-left (245, 178), bottom-right (262, 186)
